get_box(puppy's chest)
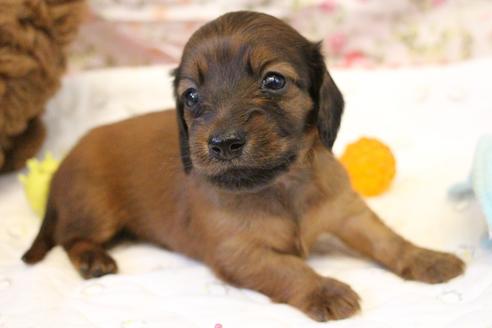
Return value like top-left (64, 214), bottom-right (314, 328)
top-left (217, 187), bottom-right (322, 257)
top-left (213, 210), bottom-right (306, 257)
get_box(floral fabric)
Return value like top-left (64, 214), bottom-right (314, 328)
top-left (69, 0), bottom-right (492, 70)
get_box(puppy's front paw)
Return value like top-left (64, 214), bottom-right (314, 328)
top-left (398, 248), bottom-right (465, 284)
top-left (299, 278), bottom-right (360, 322)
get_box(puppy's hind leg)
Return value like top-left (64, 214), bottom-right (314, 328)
top-left (56, 195), bottom-right (124, 279)
top-left (23, 196), bottom-right (120, 279)
top-left (64, 239), bottom-right (117, 279)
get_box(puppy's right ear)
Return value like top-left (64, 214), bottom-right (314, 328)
top-left (172, 67), bottom-right (193, 174)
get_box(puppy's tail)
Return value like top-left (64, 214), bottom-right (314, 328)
top-left (22, 199), bottom-right (57, 264)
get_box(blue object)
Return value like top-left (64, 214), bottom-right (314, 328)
top-left (449, 135), bottom-right (492, 238)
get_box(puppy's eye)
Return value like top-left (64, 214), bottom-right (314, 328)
top-left (183, 88), bottom-right (199, 107)
top-left (262, 72), bottom-right (286, 90)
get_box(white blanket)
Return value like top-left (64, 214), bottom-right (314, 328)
top-left (1, 60), bottom-right (491, 328)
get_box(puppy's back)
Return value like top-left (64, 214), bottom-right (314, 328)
top-left (53, 109), bottom-right (183, 191)
top-left (24, 110), bottom-right (186, 261)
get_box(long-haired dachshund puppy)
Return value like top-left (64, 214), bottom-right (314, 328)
top-left (23, 11), bottom-right (464, 321)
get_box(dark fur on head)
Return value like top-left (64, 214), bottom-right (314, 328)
top-left (173, 11), bottom-right (344, 191)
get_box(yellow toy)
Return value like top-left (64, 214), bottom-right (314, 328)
top-left (19, 153), bottom-right (60, 218)
top-left (339, 137), bottom-right (396, 197)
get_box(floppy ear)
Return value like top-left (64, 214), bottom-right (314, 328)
top-left (309, 43), bottom-right (344, 150)
top-left (172, 67), bottom-right (193, 173)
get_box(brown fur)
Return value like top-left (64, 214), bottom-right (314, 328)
top-left (23, 12), bottom-right (465, 321)
top-left (0, 0), bottom-right (86, 172)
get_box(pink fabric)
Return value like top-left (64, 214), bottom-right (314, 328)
top-left (69, 0), bottom-right (492, 70)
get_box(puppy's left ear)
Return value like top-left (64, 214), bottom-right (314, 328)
top-left (309, 43), bottom-right (344, 150)
top-left (172, 67), bottom-right (193, 173)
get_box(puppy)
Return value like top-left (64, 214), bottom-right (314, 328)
top-left (23, 11), bottom-right (464, 321)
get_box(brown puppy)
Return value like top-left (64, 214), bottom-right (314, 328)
top-left (23, 11), bottom-right (465, 321)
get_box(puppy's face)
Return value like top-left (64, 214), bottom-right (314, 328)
top-left (174, 12), bottom-right (344, 191)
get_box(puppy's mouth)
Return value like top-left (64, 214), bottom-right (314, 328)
top-left (205, 153), bottom-right (297, 192)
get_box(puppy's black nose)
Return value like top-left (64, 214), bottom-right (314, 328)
top-left (208, 132), bottom-right (246, 160)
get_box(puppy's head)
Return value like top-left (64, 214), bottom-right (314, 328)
top-left (173, 11), bottom-right (343, 191)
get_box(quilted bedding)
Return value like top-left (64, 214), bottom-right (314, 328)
top-left (0, 59), bottom-right (491, 328)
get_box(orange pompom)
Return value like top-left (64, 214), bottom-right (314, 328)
top-left (339, 137), bottom-right (396, 196)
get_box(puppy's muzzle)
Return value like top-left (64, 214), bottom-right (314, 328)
top-left (208, 131), bottom-right (246, 161)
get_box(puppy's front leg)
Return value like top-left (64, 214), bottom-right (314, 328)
top-left (329, 194), bottom-right (465, 283)
top-left (211, 238), bottom-right (360, 321)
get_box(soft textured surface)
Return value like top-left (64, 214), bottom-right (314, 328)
top-left (0, 0), bottom-right (86, 172)
top-left (71, 0), bottom-right (492, 69)
top-left (1, 59), bottom-right (492, 327)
